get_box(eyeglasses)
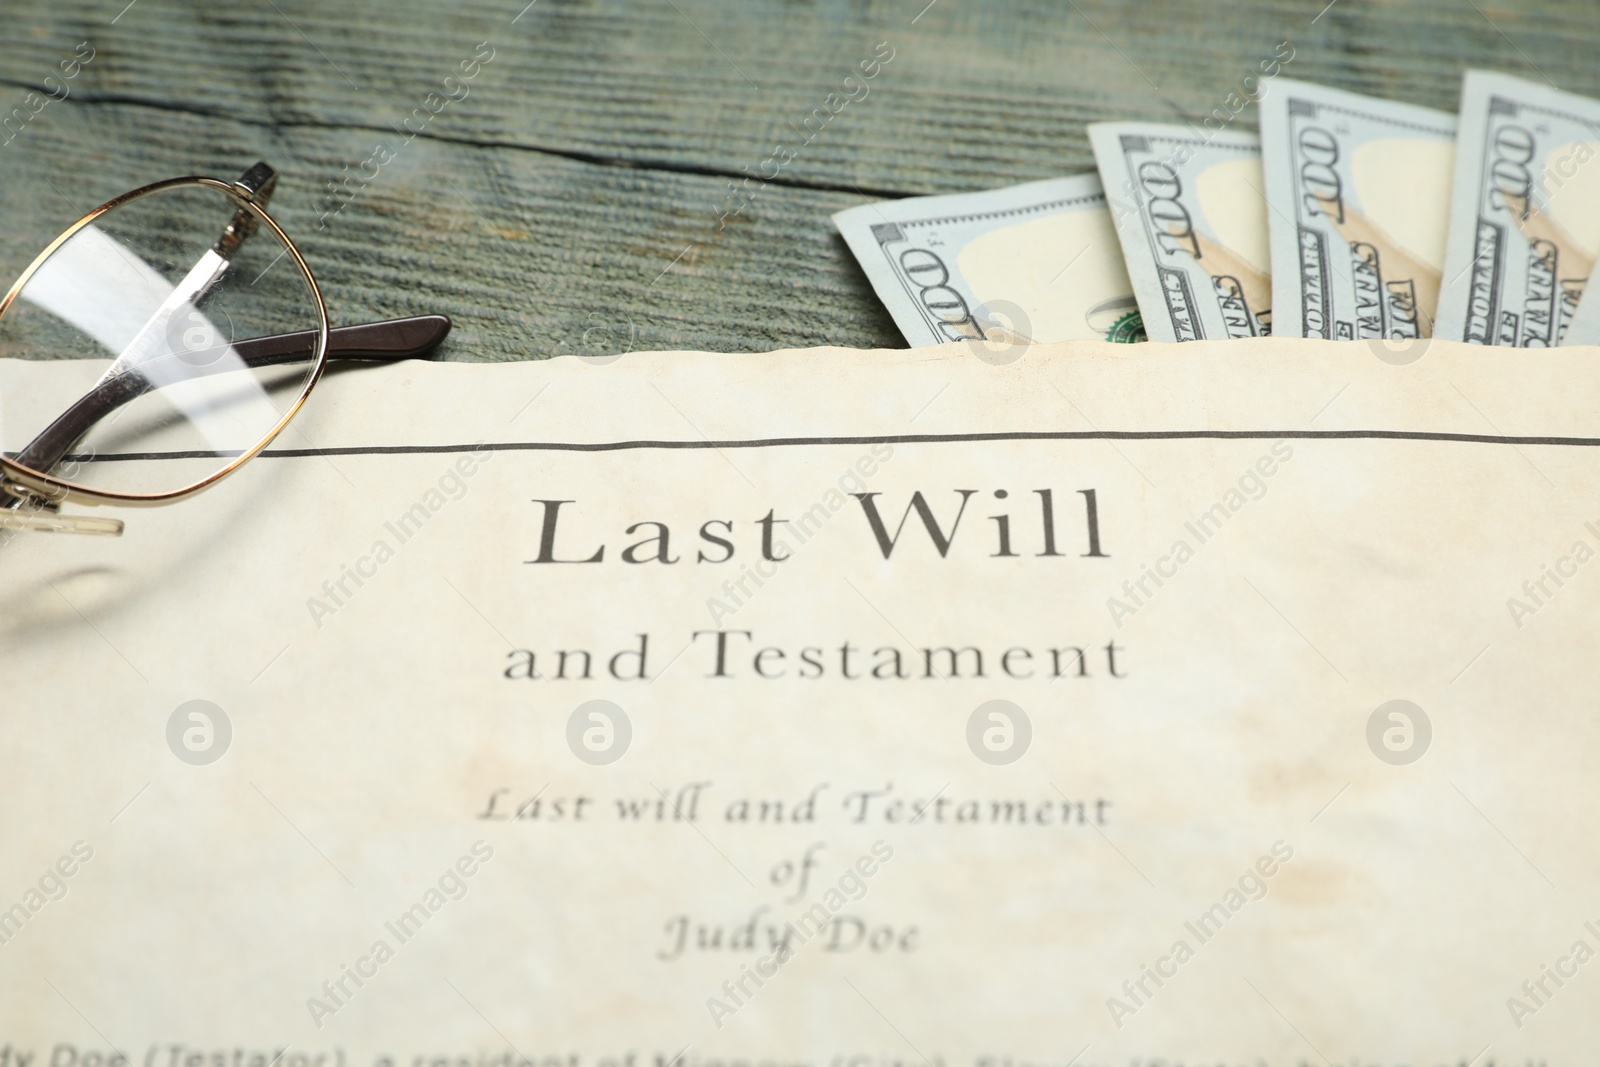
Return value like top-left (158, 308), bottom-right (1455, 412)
top-left (0, 161), bottom-right (450, 537)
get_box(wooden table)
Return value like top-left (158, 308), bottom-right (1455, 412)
top-left (1, 0), bottom-right (1595, 361)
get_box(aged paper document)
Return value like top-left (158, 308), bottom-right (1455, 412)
top-left (2, 338), bottom-right (1598, 1062)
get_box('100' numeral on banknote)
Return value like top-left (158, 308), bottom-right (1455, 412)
top-left (1296, 121), bottom-right (1416, 340)
top-left (1437, 71), bottom-right (1600, 346)
top-left (872, 222), bottom-right (988, 343)
top-left (1139, 154), bottom-right (1228, 340)
top-left (1259, 79), bottom-right (1456, 341)
top-left (1466, 107), bottom-right (1584, 344)
top-left (832, 175), bottom-right (1144, 347)
top-left (1091, 124), bottom-right (1272, 343)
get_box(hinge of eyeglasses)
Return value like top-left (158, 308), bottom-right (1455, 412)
top-left (233, 161), bottom-right (277, 204)
top-left (216, 161), bottom-right (278, 258)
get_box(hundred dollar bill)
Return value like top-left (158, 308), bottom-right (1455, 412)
top-left (1089, 123), bottom-right (1271, 342)
top-left (1436, 71), bottom-right (1600, 346)
top-left (832, 175), bottom-right (1146, 347)
top-left (1260, 79), bottom-right (1456, 340)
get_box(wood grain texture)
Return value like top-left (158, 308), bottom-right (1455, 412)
top-left (2, 0), bottom-right (1598, 360)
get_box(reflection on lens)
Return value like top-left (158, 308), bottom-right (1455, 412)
top-left (0, 180), bottom-right (323, 497)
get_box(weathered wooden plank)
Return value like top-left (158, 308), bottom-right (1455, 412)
top-left (3, 0), bottom-right (1599, 361)
top-left (0, 96), bottom-right (902, 360)
top-left (4, 0), bottom-right (1597, 195)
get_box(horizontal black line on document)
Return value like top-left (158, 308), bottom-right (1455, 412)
top-left (42, 427), bottom-right (1600, 463)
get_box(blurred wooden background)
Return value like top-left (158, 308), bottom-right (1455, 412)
top-left (0, 0), bottom-right (1595, 360)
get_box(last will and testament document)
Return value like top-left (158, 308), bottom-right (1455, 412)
top-left (2, 338), bottom-right (1599, 1062)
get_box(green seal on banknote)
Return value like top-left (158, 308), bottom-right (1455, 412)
top-left (1106, 309), bottom-right (1146, 343)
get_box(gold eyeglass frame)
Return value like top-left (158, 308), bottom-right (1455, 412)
top-left (0, 162), bottom-right (450, 534)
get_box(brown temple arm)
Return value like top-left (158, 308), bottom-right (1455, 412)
top-left (10, 313), bottom-right (451, 478)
